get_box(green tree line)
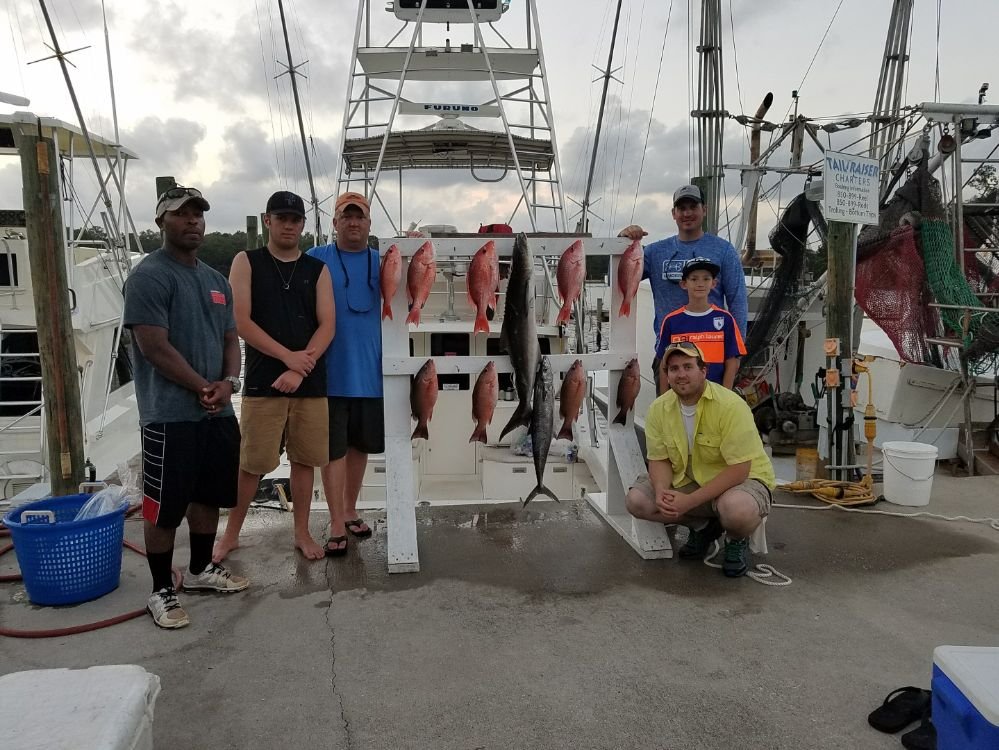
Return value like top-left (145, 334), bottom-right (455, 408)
top-left (78, 227), bottom-right (327, 275)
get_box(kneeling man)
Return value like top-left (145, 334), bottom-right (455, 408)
top-left (626, 341), bottom-right (775, 577)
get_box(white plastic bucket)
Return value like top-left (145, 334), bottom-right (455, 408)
top-left (882, 441), bottom-right (938, 506)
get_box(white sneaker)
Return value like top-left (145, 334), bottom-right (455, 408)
top-left (182, 562), bottom-right (249, 593)
top-left (147, 587), bottom-right (190, 629)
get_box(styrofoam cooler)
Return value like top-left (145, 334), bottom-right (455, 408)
top-left (0, 665), bottom-right (161, 749)
top-left (932, 646), bottom-right (999, 749)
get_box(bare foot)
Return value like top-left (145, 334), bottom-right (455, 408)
top-left (294, 534), bottom-right (325, 561)
top-left (212, 535), bottom-right (240, 563)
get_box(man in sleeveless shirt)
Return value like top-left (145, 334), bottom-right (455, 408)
top-left (626, 342), bottom-right (775, 578)
top-left (213, 191), bottom-right (335, 562)
top-left (124, 186), bottom-right (248, 629)
top-left (308, 193), bottom-right (383, 553)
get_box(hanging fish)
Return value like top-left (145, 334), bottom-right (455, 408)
top-left (557, 359), bottom-right (586, 441)
top-left (468, 240), bottom-right (499, 335)
top-left (469, 361), bottom-right (499, 444)
top-left (411, 358), bottom-right (438, 440)
top-left (613, 358), bottom-right (641, 425)
top-left (555, 240), bottom-right (585, 325)
top-left (406, 241), bottom-right (436, 326)
top-left (498, 233), bottom-right (540, 440)
top-left (524, 356), bottom-right (558, 506)
top-left (617, 238), bottom-right (643, 317)
top-left (380, 244), bottom-right (402, 320)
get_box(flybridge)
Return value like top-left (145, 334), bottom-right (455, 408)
top-left (825, 156), bottom-right (880, 178)
top-left (392, 0), bottom-right (506, 23)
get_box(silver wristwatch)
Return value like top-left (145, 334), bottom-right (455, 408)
top-left (224, 375), bottom-right (242, 392)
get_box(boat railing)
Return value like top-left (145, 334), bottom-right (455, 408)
top-left (0, 324), bottom-right (45, 493)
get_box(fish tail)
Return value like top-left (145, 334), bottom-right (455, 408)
top-left (473, 312), bottom-right (490, 335)
top-left (619, 299), bottom-right (631, 317)
top-left (411, 423), bottom-right (429, 440)
top-left (524, 484), bottom-right (559, 507)
top-left (556, 421), bottom-right (574, 441)
top-left (382, 302), bottom-right (393, 320)
top-left (555, 304), bottom-right (571, 325)
top-left (406, 306), bottom-right (421, 326)
top-left (613, 409), bottom-right (627, 425)
top-left (498, 405), bottom-right (532, 441)
top-left (469, 424), bottom-right (487, 444)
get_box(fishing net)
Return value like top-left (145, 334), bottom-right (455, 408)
top-left (919, 219), bottom-right (999, 373)
top-left (854, 225), bottom-right (941, 366)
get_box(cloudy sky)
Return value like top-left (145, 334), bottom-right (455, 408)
top-left (2, 0), bottom-right (997, 244)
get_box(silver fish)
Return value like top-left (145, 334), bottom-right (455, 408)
top-left (499, 233), bottom-right (540, 440)
top-left (524, 356), bottom-right (558, 506)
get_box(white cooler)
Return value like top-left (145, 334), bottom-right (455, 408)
top-left (0, 664), bottom-right (161, 750)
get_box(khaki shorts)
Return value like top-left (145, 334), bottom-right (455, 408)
top-left (239, 396), bottom-right (329, 474)
top-left (631, 474), bottom-right (771, 519)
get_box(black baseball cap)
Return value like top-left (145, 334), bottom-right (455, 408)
top-left (682, 256), bottom-right (720, 279)
top-left (266, 190), bottom-right (306, 218)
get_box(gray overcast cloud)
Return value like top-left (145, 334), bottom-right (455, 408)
top-left (2, 0), bottom-right (998, 240)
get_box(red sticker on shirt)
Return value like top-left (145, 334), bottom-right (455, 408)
top-left (210, 290), bottom-right (227, 305)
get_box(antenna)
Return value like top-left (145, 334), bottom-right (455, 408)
top-left (276, 0), bottom-right (322, 244)
top-left (575, 0), bottom-right (625, 235)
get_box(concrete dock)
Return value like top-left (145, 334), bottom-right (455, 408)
top-left (2, 472), bottom-right (998, 749)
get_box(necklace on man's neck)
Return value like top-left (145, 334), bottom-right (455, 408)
top-left (269, 249), bottom-right (300, 291)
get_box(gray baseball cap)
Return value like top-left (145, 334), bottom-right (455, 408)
top-left (673, 184), bottom-right (704, 206)
top-left (155, 186), bottom-right (210, 219)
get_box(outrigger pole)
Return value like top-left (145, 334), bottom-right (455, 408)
top-left (575, 0), bottom-right (625, 236)
top-left (276, 0), bottom-right (322, 244)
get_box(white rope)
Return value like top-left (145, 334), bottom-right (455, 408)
top-left (773, 502), bottom-right (999, 531)
top-left (694, 499), bottom-right (999, 589)
top-left (701, 539), bottom-right (793, 587)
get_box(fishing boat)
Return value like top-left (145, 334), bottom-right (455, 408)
top-left (329, 0), bottom-right (661, 571)
top-left (615, 0), bottom-right (999, 482)
top-left (0, 111), bottom-right (142, 504)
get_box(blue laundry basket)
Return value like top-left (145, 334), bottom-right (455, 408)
top-left (3, 493), bottom-right (128, 606)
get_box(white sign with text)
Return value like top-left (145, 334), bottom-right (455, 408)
top-left (823, 151), bottom-right (880, 225)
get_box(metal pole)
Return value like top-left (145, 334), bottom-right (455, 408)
top-left (744, 92), bottom-right (774, 260)
top-left (577, 0), bottom-right (625, 234)
top-left (955, 129), bottom-right (966, 274)
top-left (825, 220), bottom-right (858, 480)
top-left (276, 0), bottom-right (322, 243)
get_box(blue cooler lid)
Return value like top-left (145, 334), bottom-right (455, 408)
top-left (933, 645), bottom-right (999, 726)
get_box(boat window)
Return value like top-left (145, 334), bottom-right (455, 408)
top-left (0, 253), bottom-right (18, 287)
top-left (431, 333), bottom-right (470, 391)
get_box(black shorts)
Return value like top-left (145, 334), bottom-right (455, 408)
top-left (328, 397), bottom-right (385, 460)
top-left (141, 416), bottom-right (240, 529)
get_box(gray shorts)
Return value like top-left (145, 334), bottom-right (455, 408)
top-left (631, 474), bottom-right (771, 519)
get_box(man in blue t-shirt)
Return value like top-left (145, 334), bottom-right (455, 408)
top-left (619, 184), bottom-right (748, 379)
top-left (308, 192), bottom-right (382, 555)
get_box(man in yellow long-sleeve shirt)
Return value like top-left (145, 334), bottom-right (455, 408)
top-left (626, 341), bottom-right (775, 577)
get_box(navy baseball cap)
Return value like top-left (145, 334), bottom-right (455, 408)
top-left (266, 190), bottom-right (306, 218)
top-left (682, 256), bottom-right (720, 279)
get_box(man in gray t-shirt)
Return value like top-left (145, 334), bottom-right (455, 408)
top-left (122, 185), bottom-right (249, 629)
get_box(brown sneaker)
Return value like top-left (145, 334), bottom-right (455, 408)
top-left (147, 587), bottom-right (190, 629)
top-left (182, 562), bottom-right (249, 593)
